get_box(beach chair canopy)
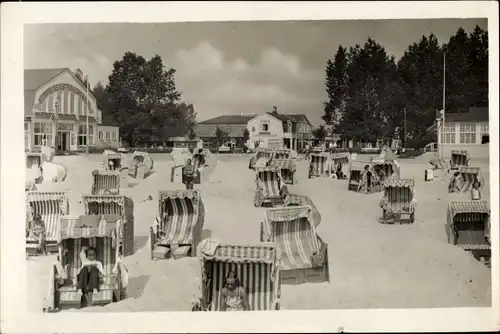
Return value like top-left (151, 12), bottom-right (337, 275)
top-left (284, 194), bottom-right (321, 227)
top-left (158, 190), bottom-right (203, 245)
top-left (447, 201), bottom-right (490, 247)
top-left (382, 178), bottom-right (416, 213)
top-left (91, 169), bottom-right (121, 195)
top-left (451, 150), bottom-right (470, 167)
top-left (273, 148), bottom-right (291, 160)
top-left (102, 150), bottom-right (124, 169)
top-left (372, 160), bottom-right (398, 178)
top-left (330, 152), bottom-right (350, 164)
top-left (26, 153), bottom-right (42, 168)
top-left (256, 166), bottom-right (282, 198)
top-left (458, 166), bottom-right (484, 192)
top-left (197, 239), bottom-right (279, 311)
top-left (131, 151), bottom-right (154, 171)
top-left (263, 206), bottom-right (319, 270)
top-left (83, 195), bottom-right (130, 217)
top-left (26, 191), bottom-right (69, 242)
top-left (270, 159), bottom-right (296, 172)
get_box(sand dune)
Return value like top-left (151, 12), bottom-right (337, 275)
top-left (27, 153), bottom-right (491, 312)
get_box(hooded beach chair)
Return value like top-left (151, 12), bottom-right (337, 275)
top-left (273, 148), bottom-right (291, 160)
top-left (26, 191), bottom-right (69, 255)
top-left (348, 160), bottom-right (375, 193)
top-left (26, 152), bottom-right (43, 185)
top-left (192, 238), bottom-right (281, 311)
top-left (47, 215), bottom-right (128, 311)
top-left (150, 190), bottom-right (205, 260)
top-left (129, 151), bottom-right (154, 179)
top-left (261, 206), bottom-right (329, 285)
top-left (269, 159), bottom-right (296, 185)
top-left (284, 193), bottom-right (322, 228)
top-left (91, 170), bottom-right (121, 195)
top-left (329, 152), bottom-right (350, 179)
top-left (445, 201), bottom-right (490, 262)
top-left (308, 152), bottom-right (330, 179)
top-left (254, 166), bottom-right (287, 208)
top-left (448, 167), bottom-right (484, 194)
top-left (450, 150), bottom-right (470, 170)
top-left (102, 150), bottom-right (125, 171)
top-left (26, 152), bottom-right (43, 170)
top-left (371, 159), bottom-right (400, 183)
top-left (379, 179), bottom-right (417, 224)
top-left (249, 147), bottom-right (274, 170)
top-left (82, 195), bottom-right (134, 257)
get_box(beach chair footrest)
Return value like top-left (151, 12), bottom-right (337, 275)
top-left (152, 246), bottom-right (170, 259)
top-left (59, 291), bottom-right (82, 310)
top-left (173, 246), bottom-right (191, 259)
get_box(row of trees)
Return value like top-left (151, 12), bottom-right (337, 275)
top-left (322, 25), bottom-right (488, 148)
top-left (74, 52), bottom-right (197, 147)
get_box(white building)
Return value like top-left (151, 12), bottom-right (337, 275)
top-left (246, 109), bottom-right (297, 150)
top-left (438, 107), bottom-right (489, 158)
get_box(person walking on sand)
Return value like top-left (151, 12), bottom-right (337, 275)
top-left (221, 271), bottom-right (250, 311)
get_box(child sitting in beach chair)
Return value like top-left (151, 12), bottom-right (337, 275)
top-left (471, 181), bottom-right (482, 200)
top-left (77, 246), bottom-right (105, 297)
top-left (27, 214), bottom-right (46, 255)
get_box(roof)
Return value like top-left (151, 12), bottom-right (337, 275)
top-left (24, 68), bottom-right (67, 91)
top-left (265, 112), bottom-right (296, 123)
top-left (446, 107), bottom-right (489, 123)
top-left (199, 115), bottom-right (253, 124)
top-left (286, 114), bottom-right (312, 126)
top-left (195, 123), bottom-right (247, 138)
top-left (197, 239), bottom-right (277, 264)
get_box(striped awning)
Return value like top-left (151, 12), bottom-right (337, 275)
top-left (92, 169), bottom-right (120, 176)
top-left (59, 215), bottom-right (118, 240)
top-left (451, 150), bottom-right (469, 156)
top-left (256, 166), bottom-right (280, 173)
top-left (199, 242), bottom-right (278, 264)
top-left (82, 195), bottom-right (127, 206)
top-left (270, 159), bottom-right (295, 171)
top-left (284, 194), bottom-right (321, 227)
top-left (265, 206), bottom-right (312, 223)
top-left (448, 201), bottom-right (490, 218)
top-left (459, 166), bottom-right (481, 174)
top-left (26, 191), bottom-right (67, 202)
top-left (159, 189), bottom-right (200, 201)
top-left (384, 178), bottom-right (414, 189)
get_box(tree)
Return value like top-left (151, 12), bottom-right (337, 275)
top-left (312, 125), bottom-right (327, 141)
top-left (323, 45), bottom-right (348, 126)
top-left (74, 68), bottom-right (90, 88)
top-left (243, 128), bottom-right (250, 142)
top-left (215, 126), bottom-right (228, 146)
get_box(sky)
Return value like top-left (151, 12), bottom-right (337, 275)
top-left (24, 19), bottom-right (487, 126)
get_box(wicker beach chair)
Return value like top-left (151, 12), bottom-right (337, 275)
top-left (102, 150), bottom-right (125, 171)
top-left (270, 159), bottom-right (296, 185)
top-left (249, 147), bottom-right (274, 170)
top-left (348, 160), bottom-right (374, 193)
top-left (284, 194), bottom-right (322, 228)
top-left (261, 206), bottom-right (329, 285)
top-left (26, 191), bottom-right (69, 255)
top-left (150, 190), bottom-right (205, 260)
top-left (379, 179), bottom-right (417, 224)
top-left (91, 170), bottom-right (121, 195)
top-left (254, 166), bottom-right (288, 208)
top-left (47, 215), bottom-right (127, 311)
top-left (192, 239), bottom-right (281, 311)
top-left (308, 152), bottom-right (330, 179)
top-left (450, 150), bottom-right (470, 170)
top-left (371, 159), bottom-right (400, 183)
top-left (129, 151), bottom-right (154, 179)
top-left (446, 201), bottom-right (490, 263)
top-left (448, 167), bottom-right (484, 194)
top-left (329, 152), bottom-right (350, 180)
top-left (82, 195), bottom-right (134, 257)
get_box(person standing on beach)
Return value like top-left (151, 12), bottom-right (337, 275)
top-left (28, 214), bottom-right (47, 255)
top-left (183, 159), bottom-right (195, 190)
top-left (471, 181), bottom-right (481, 200)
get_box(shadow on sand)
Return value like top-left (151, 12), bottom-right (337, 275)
top-left (125, 274), bottom-right (151, 299)
top-left (134, 236), bottom-right (150, 252)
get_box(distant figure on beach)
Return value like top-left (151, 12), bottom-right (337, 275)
top-left (109, 160), bottom-right (115, 171)
top-left (28, 213), bottom-right (46, 255)
top-left (304, 143), bottom-right (310, 159)
top-left (183, 159), bottom-right (196, 190)
top-left (221, 271), bottom-right (250, 311)
top-left (358, 165), bottom-right (372, 194)
top-left (77, 246), bottom-right (105, 299)
top-left (471, 181), bottom-right (481, 200)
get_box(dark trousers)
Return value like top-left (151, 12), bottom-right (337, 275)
top-left (185, 176), bottom-right (194, 189)
top-left (78, 265), bottom-right (100, 293)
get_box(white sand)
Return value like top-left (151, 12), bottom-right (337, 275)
top-left (27, 153), bottom-right (491, 312)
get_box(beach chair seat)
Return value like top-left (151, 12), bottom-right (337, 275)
top-left (262, 206), bottom-right (329, 285)
top-left (193, 240), bottom-right (281, 311)
top-left (150, 190), bottom-right (205, 260)
top-left (380, 179), bottom-right (416, 224)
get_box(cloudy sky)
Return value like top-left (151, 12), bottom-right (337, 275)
top-left (24, 19), bottom-right (486, 125)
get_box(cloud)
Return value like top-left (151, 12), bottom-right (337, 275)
top-left (172, 42), bottom-right (323, 120)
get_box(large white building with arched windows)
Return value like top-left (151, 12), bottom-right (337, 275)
top-left (24, 68), bottom-right (120, 152)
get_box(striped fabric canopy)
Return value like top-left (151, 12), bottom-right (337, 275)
top-left (59, 215), bottom-right (119, 240)
top-left (330, 152), bottom-right (350, 164)
top-left (284, 194), bottom-right (321, 227)
top-left (448, 201), bottom-right (490, 221)
top-left (159, 189), bottom-right (200, 202)
top-left (451, 150), bottom-right (469, 157)
top-left (273, 149), bottom-right (291, 160)
top-left (264, 206), bottom-right (319, 270)
top-left (26, 191), bottom-right (69, 241)
top-left (256, 168), bottom-right (282, 198)
top-left (159, 194), bottom-right (199, 244)
top-left (384, 178), bottom-right (414, 189)
top-left (455, 166), bottom-right (484, 192)
top-left (199, 242), bottom-right (277, 264)
top-left (83, 195), bottom-right (126, 207)
top-left (270, 159), bottom-right (296, 171)
top-left (91, 170), bottom-right (120, 195)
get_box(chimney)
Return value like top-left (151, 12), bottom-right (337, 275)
top-left (272, 106), bottom-right (278, 114)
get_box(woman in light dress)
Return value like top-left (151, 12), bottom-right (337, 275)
top-left (220, 271), bottom-right (250, 311)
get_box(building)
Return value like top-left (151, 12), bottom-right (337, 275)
top-left (195, 114), bottom-right (254, 148)
top-left (286, 114), bottom-right (314, 150)
top-left (24, 68), bottom-right (120, 153)
top-left (437, 107), bottom-right (489, 158)
top-left (97, 125), bottom-right (121, 149)
top-left (247, 108), bottom-right (298, 150)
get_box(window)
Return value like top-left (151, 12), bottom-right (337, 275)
top-left (106, 132), bottom-right (111, 141)
top-left (441, 123), bottom-right (455, 144)
top-left (260, 120), bottom-right (269, 132)
top-left (459, 122), bottom-right (476, 144)
top-left (78, 124), bottom-right (94, 146)
top-left (480, 123), bottom-right (489, 135)
top-left (33, 122), bottom-right (53, 146)
top-left (99, 131), bottom-right (103, 140)
top-left (112, 132), bottom-right (117, 141)
top-left (25, 122), bottom-right (30, 150)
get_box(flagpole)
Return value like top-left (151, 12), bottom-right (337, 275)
top-left (441, 51), bottom-right (446, 158)
top-left (86, 79), bottom-right (89, 155)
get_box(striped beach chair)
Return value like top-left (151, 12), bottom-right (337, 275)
top-left (48, 215), bottom-right (127, 311)
top-left (129, 151), bottom-right (154, 179)
top-left (102, 150), bottom-right (125, 171)
top-left (270, 159), bottom-right (296, 185)
top-left (273, 148), bottom-right (291, 160)
top-left (379, 178), bottom-right (416, 224)
top-left (91, 170), bottom-right (121, 195)
top-left (82, 195), bottom-right (134, 257)
top-left (249, 147), bottom-right (274, 170)
top-left (348, 160), bottom-right (373, 193)
top-left (150, 190), bottom-right (205, 260)
top-left (284, 194), bottom-right (321, 227)
top-left (261, 206), bottom-right (329, 285)
top-left (308, 152), bottom-right (330, 179)
top-left (446, 201), bottom-right (490, 264)
top-left (329, 152), bottom-right (350, 179)
top-left (254, 166), bottom-right (287, 208)
top-left (371, 159), bottom-right (400, 183)
top-left (193, 239), bottom-right (281, 311)
top-left (450, 150), bottom-right (470, 170)
top-left (449, 167), bottom-right (484, 194)
top-left (26, 191), bottom-right (69, 255)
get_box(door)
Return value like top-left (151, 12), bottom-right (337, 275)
top-left (70, 132), bottom-right (78, 151)
top-left (64, 132), bottom-right (70, 151)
